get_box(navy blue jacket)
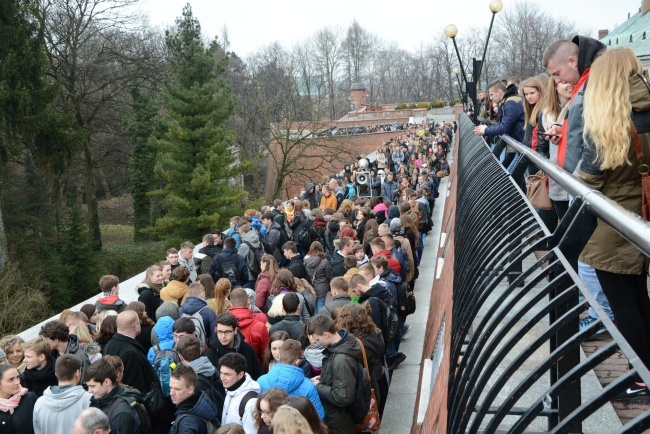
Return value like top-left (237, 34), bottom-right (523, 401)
top-left (208, 248), bottom-right (249, 285)
top-left (179, 296), bottom-right (217, 343)
top-left (485, 84), bottom-right (525, 142)
top-left (172, 391), bottom-right (220, 434)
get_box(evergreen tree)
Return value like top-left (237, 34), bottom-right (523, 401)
top-left (126, 85), bottom-right (158, 242)
top-left (148, 4), bottom-right (245, 243)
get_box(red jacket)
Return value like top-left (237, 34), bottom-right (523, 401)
top-left (373, 250), bottom-right (402, 276)
top-left (229, 307), bottom-right (269, 365)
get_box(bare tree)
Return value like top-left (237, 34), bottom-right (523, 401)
top-left (311, 27), bottom-right (342, 120)
top-left (341, 20), bottom-right (376, 87)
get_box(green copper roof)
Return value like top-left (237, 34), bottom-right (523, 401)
top-left (600, 10), bottom-right (650, 59)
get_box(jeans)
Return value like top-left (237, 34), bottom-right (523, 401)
top-left (578, 261), bottom-right (614, 321)
top-left (315, 296), bottom-right (327, 313)
top-left (417, 232), bottom-right (426, 265)
top-left (386, 317), bottom-right (405, 362)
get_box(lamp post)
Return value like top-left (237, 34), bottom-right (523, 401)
top-left (445, 0), bottom-right (503, 121)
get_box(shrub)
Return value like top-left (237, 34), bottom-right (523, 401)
top-left (0, 263), bottom-right (51, 335)
top-left (408, 103), bottom-right (417, 109)
top-left (416, 102), bottom-right (430, 109)
top-left (99, 242), bottom-right (165, 282)
top-left (395, 103), bottom-right (407, 110)
top-left (430, 100), bottom-right (446, 109)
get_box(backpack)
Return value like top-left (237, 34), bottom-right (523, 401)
top-left (396, 281), bottom-right (416, 316)
top-left (243, 240), bottom-right (264, 277)
top-left (107, 392), bottom-right (152, 434)
top-left (295, 225), bottom-right (311, 248)
top-left (370, 296), bottom-right (400, 344)
top-left (347, 341), bottom-right (371, 425)
top-left (238, 390), bottom-right (259, 419)
top-left (152, 345), bottom-right (181, 397)
top-left (171, 414), bottom-right (219, 434)
top-left (260, 237), bottom-right (274, 255)
top-left (219, 255), bottom-right (241, 287)
top-left (181, 306), bottom-right (209, 349)
top-left (197, 373), bottom-right (225, 415)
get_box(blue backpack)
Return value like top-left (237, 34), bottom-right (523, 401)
top-left (152, 345), bottom-right (180, 397)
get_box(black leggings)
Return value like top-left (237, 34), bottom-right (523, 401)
top-left (502, 152), bottom-right (516, 169)
top-left (552, 200), bottom-right (569, 222)
top-left (596, 269), bottom-right (650, 370)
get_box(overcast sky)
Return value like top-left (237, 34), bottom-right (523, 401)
top-left (137, 0), bottom-right (644, 58)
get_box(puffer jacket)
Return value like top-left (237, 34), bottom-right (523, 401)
top-left (578, 71), bottom-right (650, 274)
top-left (136, 283), bottom-right (162, 322)
top-left (316, 330), bottom-right (362, 434)
top-left (485, 84), bottom-right (525, 143)
top-left (257, 363), bottom-right (325, 419)
top-left (303, 256), bottom-right (332, 298)
top-left (160, 280), bottom-right (189, 305)
top-left (147, 316), bottom-right (175, 363)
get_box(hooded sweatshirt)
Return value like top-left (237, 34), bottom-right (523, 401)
top-left (33, 385), bottom-right (91, 434)
top-left (257, 363), bottom-right (325, 419)
top-left (96, 294), bottom-right (126, 313)
top-left (228, 307), bottom-right (269, 366)
top-left (238, 230), bottom-right (263, 279)
top-left (147, 316), bottom-right (175, 363)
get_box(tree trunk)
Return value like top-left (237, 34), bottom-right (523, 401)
top-left (0, 201), bottom-right (7, 272)
top-left (97, 167), bottom-right (112, 199)
top-left (83, 139), bottom-right (102, 251)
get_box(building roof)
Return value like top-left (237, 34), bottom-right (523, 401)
top-left (350, 82), bottom-right (366, 91)
top-left (600, 10), bottom-right (650, 60)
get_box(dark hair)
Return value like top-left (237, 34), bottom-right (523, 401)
top-left (254, 388), bottom-right (289, 429)
top-left (103, 355), bottom-right (124, 378)
top-left (97, 316), bottom-right (117, 340)
top-left (173, 317), bottom-right (196, 334)
top-left (339, 236), bottom-right (353, 250)
top-left (305, 315), bottom-right (336, 336)
top-left (369, 254), bottom-right (388, 270)
top-left (282, 241), bottom-right (297, 253)
top-left (126, 301), bottom-right (155, 327)
top-left (0, 364), bottom-right (17, 382)
top-left (306, 241), bottom-right (326, 260)
top-left (344, 255), bottom-right (357, 269)
top-left (281, 292), bottom-right (300, 314)
top-left (199, 274), bottom-right (215, 299)
top-left (216, 312), bottom-right (239, 329)
top-left (287, 396), bottom-right (329, 434)
top-left (172, 266), bottom-right (190, 282)
top-left (84, 358), bottom-right (116, 384)
top-left (171, 364), bottom-right (197, 389)
top-left (177, 335), bottom-right (201, 362)
top-left (219, 352), bottom-right (247, 374)
top-left (224, 237), bottom-right (236, 250)
top-left (55, 354), bottom-right (82, 382)
top-left (80, 304), bottom-right (97, 323)
top-left (39, 320), bottom-right (69, 342)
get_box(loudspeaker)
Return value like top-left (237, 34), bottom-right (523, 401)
top-left (356, 172), bottom-right (373, 198)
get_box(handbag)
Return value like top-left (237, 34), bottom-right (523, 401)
top-left (355, 338), bottom-right (381, 433)
top-left (630, 121), bottom-right (650, 220)
top-left (526, 171), bottom-right (553, 210)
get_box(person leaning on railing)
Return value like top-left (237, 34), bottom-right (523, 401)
top-left (577, 47), bottom-right (650, 402)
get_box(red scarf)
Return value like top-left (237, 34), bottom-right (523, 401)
top-left (557, 68), bottom-right (590, 169)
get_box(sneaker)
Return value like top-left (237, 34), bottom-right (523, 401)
top-left (388, 353), bottom-right (407, 372)
top-left (580, 316), bottom-right (612, 340)
top-left (401, 323), bottom-right (411, 339)
top-left (613, 383), bottom-right (650, 403)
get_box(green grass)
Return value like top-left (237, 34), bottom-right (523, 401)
top-left (101, 224), bottom-right (134, 246)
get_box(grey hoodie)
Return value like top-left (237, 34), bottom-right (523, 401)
top-left (189, 356), bottom-right (216, 377)
top-left (238, 229), bottom-right (263, 279)
top-left (34, 385), bottom-right (91, 434)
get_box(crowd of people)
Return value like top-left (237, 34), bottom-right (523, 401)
top-left (474, 36), bottom-right (650, 403)
top-left (0, 121), bottom-right (453, 433)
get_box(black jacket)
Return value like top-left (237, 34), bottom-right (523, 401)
top-left (90, 385), bottom-right (139, 434)
top-left (137, 284), bottom-right (162, 322)
top-left (208, 248), bottom-right (250, 285)
top-left (329, 252), bottom-right (346, 279)
top-left (173, 391), bottom-right (220, 434)
top-left (269, 315), bottom-right (305, 341)
top-left (286, 254), bottom-right (307, 280)
top-left (205, 332), bottom-right (261, 381)
top-left (0, 391), bottom-right (37, 434)
top-left (21, 358), bottom-right (57, 398)
top-left (104, 334), bottom-right (158, 394)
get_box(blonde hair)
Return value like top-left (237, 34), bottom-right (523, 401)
top-left (70, 324), bottom-right (94, 344)
top-left (270, 406), bottom-right (314, 434)
top-left (95, 310), bottom-right (118, 334)
top-left (541, 75), bottom-right (562, 120)
top-left (583, 48), bottom-right (643, 170)
top-left (520, 75), bottom-right (547, 128)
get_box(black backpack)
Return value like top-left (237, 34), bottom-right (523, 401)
top-left (218, 255), bottom-right (241, 287)
top-left (243, 240), bottom-right (264, 277)
top-left (107, 389), bottom-right (152, 434)
top-left (370, 296), bottom-right (400, 344)
top-left (197, 374), bottom-right (225, 416)
top-left (238, 390), bottom-right (258, 419)
top-left (396, 281), bottom-right (416, 316)
top-left (171, 414), bottom-right (219, 434)
top-left (348, 339), bottom-right (371, 425)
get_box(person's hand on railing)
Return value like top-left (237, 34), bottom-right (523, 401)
top-left (474, 125), bottom-right (487, 136)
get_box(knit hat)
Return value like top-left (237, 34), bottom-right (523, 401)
top-left (388, 205), bottom-right (400, 220)
top-left (390, 218), bottom-right (403, 235)
top-left (0, 349), bottom-right (6, 361)
top-left (156, 301), bottom-right (180, 321)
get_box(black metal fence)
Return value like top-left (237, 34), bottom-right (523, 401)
top-left (449, 113), bottom-right (650, 433)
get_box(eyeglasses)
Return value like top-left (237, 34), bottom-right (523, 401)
top-left (216, 329), bottom-right (235, 336)
top-left (260, 410), bottom-right (273, 416)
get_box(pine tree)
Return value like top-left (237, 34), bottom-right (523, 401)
top-left (148, 4), bottom-right (245, 242)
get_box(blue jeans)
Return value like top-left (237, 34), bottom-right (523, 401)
top-left (315, 296), bottom-right (327, 313)
top-left (417, 232), bottom-right (426, 265)
top-left (578, 261), bottom-right (614, 321)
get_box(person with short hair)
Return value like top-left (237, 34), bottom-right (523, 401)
top-left (104, 310), bottom-right (160, 397)
top-left (319, 277), bottom-right (352, 317)
top-left (161, 265), bottom-right (191, 306)
top-left (73, 407), bottom-right (110, 434)
top-left (306, 315), bottom-right (362, 434)
top-left (167, 248), bottom-right (181, 271)
top-left (170, 364), bottom-right (220, 433)
top-left (257, 339), bottom-right (324, 419)
top-left (177, 335), bottom-right (224, 411)
top-left (34, 354), bottom-right (91, 434)
top-left (85, 359), bottom-right (140, 434)
top-left (219, 352), bottom-right (261, 434)
top-left (269, 293), bottom-right (305, 342)
top-left (96, 275), bottom-right (126, 313)
top-left (21, 336), bottom-right (58, 397)
top-left (209, 238), bottom-right (250, 287)
top-left (282, 241), bottom-right (307, 280)
top-left (0, 364), bottom-right (37, 433)
top-left (180, 281), bottom-right (218, 344)
top-left (205, 312), bottom-right (262, 381)
top-left (329, 236), bottom-right (354, 279)
top-left (39, 320), bottom-right (91, 380)
top-left (179, 241), bottom-right (198, 282)
top-left (228, 288), bottom-right (269, 366)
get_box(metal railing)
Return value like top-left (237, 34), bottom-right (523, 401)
top-left (448, 114), bottom-right (650, 433)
